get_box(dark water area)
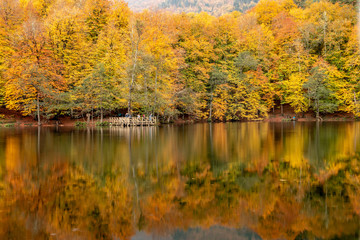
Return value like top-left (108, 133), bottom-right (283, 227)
top-left (1, 122), bottom-right (360, 239)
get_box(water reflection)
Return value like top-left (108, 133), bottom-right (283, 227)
top-left (0, 122), bottom-right (360, 239)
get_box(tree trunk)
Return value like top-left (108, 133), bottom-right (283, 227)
top-left (154, 68), bottom-right (158, 114)
top-left (281, 104), bottom-right (283, 116)
top-left (316, 99), bottom-right (320, 120)
top-left (100, 108), bottom-right (103, 123)
top-left (209, 93), bottom-right (213, 122)
top-left (37, 93), bottom-right (41, 126)
top-left (144, 76), bottom-right (149, 114)
top-left (354, 91), bottom-right (358, 115)
top-left (316, 109), bottom-right (320, 120)
top-left (128, 85), bottom-right (132, 116)
top-left (128, 28), bottom-right (140, 116)
top-left (87, 113), bottom-right (91, 125)
top-left (323, 11), bottom-right (327, 56)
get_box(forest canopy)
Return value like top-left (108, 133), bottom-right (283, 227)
top-left (0, 0), bottom-right (359, 121)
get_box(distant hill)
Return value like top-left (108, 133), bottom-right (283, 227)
top-left (159, 0), bottom-right (258, 15)
top-left (125, 0), bottom-right (165, 11)
top-left (124, 0), bottom-right (259, 15)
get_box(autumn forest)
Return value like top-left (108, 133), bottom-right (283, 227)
top-left (0, 0), bottom-right (359, 123)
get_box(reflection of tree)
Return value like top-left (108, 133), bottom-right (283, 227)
top-left (135, 153), bottom-right (360, 240)
top-left (2, 124), bottom-right (360, 239)
top-left (0, 163), bottom-right (134, 240)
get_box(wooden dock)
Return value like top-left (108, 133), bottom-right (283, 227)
top-left (108, 117), bottom-right (158, 127)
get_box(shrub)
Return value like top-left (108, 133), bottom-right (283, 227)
top-left (96, 121), bottom-right (110, 127)
top-left (75, 121), bottom-right (87, 127)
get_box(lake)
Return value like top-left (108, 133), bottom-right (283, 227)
top-left (1, 122), bottom-right (360, 239)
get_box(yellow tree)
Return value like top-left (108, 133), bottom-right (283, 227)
top-left (0, 0), bottom-right (23, 105)
top-left (47, 3), bottom-right (91, 87)
top-left (94, 0), bottom-right (130, 110)
top-left (5, 13), bottom-right (66, 125)
top-left (140, 11), bottom-right (179, 118)
top-left (126, 16), bottom-right (145, 115)
top-left (344, 26), bottom-right (360, 116)
top-left (209, 12), bottom-right (240, 120)
top-left (176, 12), bottom-right (216, 119)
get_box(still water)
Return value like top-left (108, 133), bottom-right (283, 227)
top-left (1, 122), bottom-right (360, 240)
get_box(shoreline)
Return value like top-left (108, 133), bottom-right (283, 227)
top-left (0, 107), bottom-right (355, 127)
top-left (0, 115), bottom-right (355, 128)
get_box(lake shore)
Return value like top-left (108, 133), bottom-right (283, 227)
top-left (0, 107), bottom-right (355, 127)
top-left (0, 113), bottom-right (356, 127)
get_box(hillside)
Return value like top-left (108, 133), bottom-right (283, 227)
top-left (159, 0), bottom-right (258, 15)
top-left (125, 0), bottom-right (258, 14)
top-left (125, 0), bottom-right (164, 11)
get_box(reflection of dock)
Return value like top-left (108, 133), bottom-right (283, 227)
top-left (108, 117), bottom-right (158, 127)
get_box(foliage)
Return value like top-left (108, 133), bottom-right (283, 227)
top-left (303, 65), bottom-right (338, 118)
top-left (0, 0), bottom-right (358, 121)
top-left (75, 121), bottom-right (87, 127)
top-left (95, 121), bottom-right (110, 126)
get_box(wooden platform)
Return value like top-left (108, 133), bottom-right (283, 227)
top-left (108, 117), bottom-right (158, 127)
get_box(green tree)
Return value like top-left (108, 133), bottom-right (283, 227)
top-left (74, 64), bottom-right (118, 122)
top-left (303, 66), bottom-right (337, 120)
top-left (208, 67), bottom-right (227, 121)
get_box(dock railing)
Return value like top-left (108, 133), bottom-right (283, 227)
top-left (108, 117), bottom-right (158, 127)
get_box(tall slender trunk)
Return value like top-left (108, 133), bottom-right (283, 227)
top-left (154, 68), bottom-right (158, 115)
top-left (145, 76), bottom-right (149, 114)
top-left (297, 45), bottom-right (301, 72)
top-left (128, 57), bottom-right (137, 115)
top-left (128, 31), bottom-right (140, 115)
top-left (316, 109), bottom-right (320, 120)
top-left (209, 92), bottom-right (213, 121)
top-left (100, 108), bottom-right (103, 123)
top-left (354, 91), bottom-right (358, 115)
top-left (87, 113), bottom-right (91, 125)
top-left (128, 88), bottom-right (132, 115)
top-left (323, 11), bottom-right (327, 56)
top-left (316, 98), bottom-right (320, 120)
top-left (37, 92), bottom-right (41, 126)
top-left (281, 104), bottom-right (283, 116)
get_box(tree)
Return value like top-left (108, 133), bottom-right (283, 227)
top-left (227, 52), bottom-right (270, 120)
top-left (208, 67), bottom-right (227, 121)
top-left (85, 0), bottom-right (110, 43)
top-left (0, 0), bottom-right (22, 105)
top-left (138, 11), bottom-right (179, 119)
top-left (94, 1), bottom-right (130, 111)
top-left (283, 73), bottom-right (308, 113)
top-left (5, 14), bottom-right (66, 125)
top-left (176, 12), bottom-right (216, 119)
top-left (74, 63), bottom-right (118, 122)
top-left (303, 65), bottom-right (337, 120)
top-left (127, 18), bottom-right (144, 116)
top-left (47, 7), bottom-right (91, 87)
